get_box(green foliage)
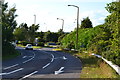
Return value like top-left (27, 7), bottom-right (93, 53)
top-left (2, 3), bottom-right (17, 42)
top-left (88, 2), bottom-right (120, 66)
top-left (2, 2), bottom-right (20, 58)
top-left (61, 2), bottom-right (120, 66)
top-left (20, 41), bottom-right (32, 46)
top-left (80, 17), bottom-right (93, 29)
top-left (37, 42), bottom-right (44, 46)
top-left (61, 26), bottom-right (101, 49)
top-left (43, 31), bottom-right (59, 42)
top-left (14, 23), bottom-right (40, 42)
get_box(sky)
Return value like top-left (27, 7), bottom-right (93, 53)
top-left (5, 0), bottom-right (112, 32)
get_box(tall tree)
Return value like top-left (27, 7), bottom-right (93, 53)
top-left (2, 3), bottom-right (17, 43)
top-left (28, 24), bottom-right (40, 42)
top-left (2, 2), bottom-right (18, 56)
top-left (14, 23), bottom-right (40, 42)
top-left (14, 23), bottom-right (28, 41)
top-left (80, 17), bottom-right (93, 28)
top-left (88, 1), bottom-right (120, 66)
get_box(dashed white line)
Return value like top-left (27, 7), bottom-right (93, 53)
top-left (0, 68), bottom-right (23, 75)
top-left (19, 71), bottom-right (38, 80)
top-left (23, 56), bottom-right (27, 58)
top-left (7, 68), bottom-right (23, 74)
top-left (42, 63), bottom-right (50, 69)
top-left (4, 64), bottom-right (19, 70)
top-left (22, 52), bottom-right (35, 63)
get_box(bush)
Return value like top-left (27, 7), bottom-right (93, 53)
top-left (37, 42), bottom-right (44, 46)
top-left (20, 41), bottom-right (33, 46)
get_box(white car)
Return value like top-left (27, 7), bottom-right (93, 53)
top-left (25, 44), bottom-right (33, 50)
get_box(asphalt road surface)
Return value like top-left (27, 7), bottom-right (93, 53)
top-left (1, 47), bottom-right (82, 79)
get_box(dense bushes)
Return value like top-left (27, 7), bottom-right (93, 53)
top-left (2, 42), bottom-right (19, 60)
top-left (61, 26), bottom-right (101, 50)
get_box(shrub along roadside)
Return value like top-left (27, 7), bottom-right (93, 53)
top-left (2, 42), bottom-right (20, 60)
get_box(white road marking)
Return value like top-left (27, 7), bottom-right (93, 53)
top-left (51, 58), bottom-right (54, 62)
top-left (51, 54), bottom-right (54, 62)
top-left (55, 67), bottom-right (64, 75)
top-left (54, 56), bottom-right (67, 60)
top-left (63, 56), bottom-right (67, 60)
top-left (23, 56), bottom-right (27, 58)
top-left (19, 71), bottom-right (38, 80)
top-left (0, 68), bottom-right (23, 75)
top-left (22, 52), bottom-right (35, 63)
top-left (23, 56), bottom-right (33, 58)
top-left (3, 64), bottom-right (19, 70)
top-left (42, 63), bottom-right (50, 69)
top-left (41, 52), bottom-right (55, 69)
top-left (7, 68), bottom-right (23, 74)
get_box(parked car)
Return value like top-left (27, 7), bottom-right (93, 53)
top-left (25, 44), bottom-right (33, 50)
top-left (47, 42), bottom-right (58, 48)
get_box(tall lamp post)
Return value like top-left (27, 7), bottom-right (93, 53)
top-left (34, 14), bottom-right (36, 25)
top-left (57, 18), bottom-right (64, 32)
top-left (68, 5), bottom-right (79, 50)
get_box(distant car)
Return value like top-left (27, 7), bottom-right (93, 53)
top-left (47, 42), bottom-right (57, 48)
top-left (25, 44), bottom-right (33, 50)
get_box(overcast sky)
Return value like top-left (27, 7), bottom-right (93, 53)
top-left (5, 0), bottom-right (112, 32)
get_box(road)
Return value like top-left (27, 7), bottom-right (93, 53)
top-left (1, 47), bottom-right (82, 79)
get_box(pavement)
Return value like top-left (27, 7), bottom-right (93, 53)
top-left (1, 47), bottom-right (82, 79)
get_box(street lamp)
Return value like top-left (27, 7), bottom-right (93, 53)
top-left (68, 5), bottom-right (79, 50)
top-left (34, 14), bottom-right (36, 25)
top-left (57, 18), bottom-right (64, 32)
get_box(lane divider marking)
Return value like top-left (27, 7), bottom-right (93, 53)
top-left (0, 68), bottom-right (23, 75)
top-left (22, 52), bottom-right (35, 63)
top-left (3, 64), bottom-right (19, 70)
top-left (19, 71), bottom-right (38, 80)
top-left (42, 63), bottom-right (50, 69)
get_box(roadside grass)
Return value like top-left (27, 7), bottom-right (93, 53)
top-left (32, 46), bottom-right (42, 49)
top-left (17, 44), bottom-right (41, 49)
top-left (52, 48), bottom-right (62, 51)
top-left (17, 44), bottom-right (25, 47)
top-left (63, 50), bottom-right (119, 78)
top-left (76, 52), bottom-right (118, 78)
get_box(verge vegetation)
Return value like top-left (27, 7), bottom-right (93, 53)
top-left (63, 50), bottom-right (119, 78)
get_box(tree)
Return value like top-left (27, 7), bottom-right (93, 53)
top-left (80, 17), bottom-right (93, 28)
top-left (14, 23), bottom-right (28, 41)
top-left (14, 23), bottom-right (40, 42)
top-left (88, 2), bottom-right (120, 66)
top-left (2, 2), bottom-right (18, 56)
top-left (27, 24), bottom-right (40, 42)
top-left (2, 3), bottom-right (17, 43)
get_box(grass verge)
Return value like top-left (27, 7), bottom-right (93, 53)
top-left (17, 44), bottom-right (42, 49)
top-left (77, 52), bottom-right (119, 78)
top-left (63, 50), bottom-right (119, 78)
